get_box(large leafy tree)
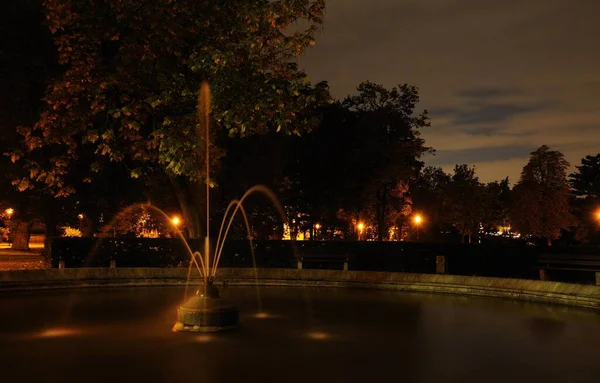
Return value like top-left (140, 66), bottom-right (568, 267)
top-left (13, 0), bottom-right (329, 237)
top-left (480, 178), bottom-right (511, 233)
top-left (570, 154), bottom-right (600, 199)
top-left (286, 103), bottom-right (357, 239)
top-left (511, 145), bottom-right (574, 246)
top-left (287, 82), bottom-right (430, 241)
top-left (569, 154), bottom-right (600, 243)
top-left (341, 81), bottom-right (430, 241)
top-left (410, 166), bottom-right (452, 241)
top-left (445, 164), bottom-right (483, 244)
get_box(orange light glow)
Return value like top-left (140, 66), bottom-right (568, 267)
top-left (413, 215), bottom-right (422, 224)
top-left (5, 208), bottom-right (14, 217)
top-left (307, 331), bottom-right (329, 340)
top-left (37, 327), bottom-right (81, 338)
top-left (357, 222), bottom-right (365, 232)
top-left (172, 216), bottom-right (181, 226)
top-left (194, 334), bottom-right (214, 343)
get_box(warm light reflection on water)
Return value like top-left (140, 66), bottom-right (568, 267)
top-left (36, 327), bottom-right (81, 338)
top-left (307, 331), bottom-right (329, 340)
top-left (194, 334), bottom-right (215, 343)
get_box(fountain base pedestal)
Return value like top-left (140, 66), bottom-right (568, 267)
top-left (173, 283), bottom-right (239, 333)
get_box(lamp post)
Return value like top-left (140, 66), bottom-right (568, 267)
top-left (357, 222), bottom-right (365, 241)
top-left (4, 208), bottom-right (14, 244)
top-left (77, 213), bottom-right (84, 234)
top-left (413, 214), bottom-right (423, 241)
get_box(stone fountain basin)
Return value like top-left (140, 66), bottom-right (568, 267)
top-left (2, 268), bottom-right (600, 310)
top-left (174, 293), bottom-right (239, 332)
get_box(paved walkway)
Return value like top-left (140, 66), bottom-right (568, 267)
top-left (0, 244), bottom-right (46, 271)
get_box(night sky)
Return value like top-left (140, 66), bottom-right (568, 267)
top-left (300, 0), bottom-right (600, 183)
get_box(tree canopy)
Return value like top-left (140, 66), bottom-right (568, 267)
top-left (570, 154), bottom-right (600, 199)
top-left (511, 145), bottom-right (574, 245)
top-left (569, 154), bottom-right (600, 244)
top-left (290, 81), bottom-right (430, 240)
top-left (13, 0), bottom-right (329, 197)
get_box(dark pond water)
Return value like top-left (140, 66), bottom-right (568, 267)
top-left (1, 286), bottom-right (599, 382)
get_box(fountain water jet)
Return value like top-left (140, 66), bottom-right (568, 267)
top-left (172, 82), bottom-right (289, 332)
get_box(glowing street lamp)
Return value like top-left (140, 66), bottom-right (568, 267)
top-left (172, 216), bottom-right (181, 227)
top-left (5, 208), bottom-right (14, 217)
top-left (313, 223), bottom-right (321, 241)
top-left (77, 214), bottom-right (84, 220)
top-left (357, 222), bottom-right (365, 241)
top-left (413, 214), bottom-right (423, 241)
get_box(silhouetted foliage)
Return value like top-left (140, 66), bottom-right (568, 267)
top-left (570, 154), bottom-right (600, 199)
top-left (569, 154), bottom-right (600, 244)
top-left (11, 0), bottom-right (330, 238)
top-left (445, 164), bottom-right (483, 244)
top-left (511, 145), bottom-right (575, 246)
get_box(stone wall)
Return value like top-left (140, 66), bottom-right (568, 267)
top-left (1, 268), bottom-right (600, 311)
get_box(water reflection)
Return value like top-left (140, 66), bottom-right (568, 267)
top-left (527, 317), bottom-right (566, 343)
top-left (193, 334), bottom-right (215, 343)
top-left (35, 327), bottom-right (82, 339)
top-left (253, 312), bottom-right (280, 319)
top-left (307, 331), bottom-right (330, 340)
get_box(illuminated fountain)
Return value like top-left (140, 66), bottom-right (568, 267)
top-left (170, 82), bottom-right (287, 333)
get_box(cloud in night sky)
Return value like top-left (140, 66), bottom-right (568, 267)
top-left (300, 0), bottom-right (600, 183)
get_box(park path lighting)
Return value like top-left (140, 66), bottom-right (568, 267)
top-left (172, 216), bottom-right (181, 227)
top-left (357, 222), bottom-right (365, 240)
top-left (77, 214), bottom-right (85, 235)
top-left (413, 214), bottom-right (423, 241)
top-left (314, 223), bottom-right (321, 241)
top-left (5, 208), bottom-right (14, 217)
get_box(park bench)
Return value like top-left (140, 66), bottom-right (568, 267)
top-left (537, 253), bottom-right (600, 285)
top-left (296, 252), bottom-right (355, 271)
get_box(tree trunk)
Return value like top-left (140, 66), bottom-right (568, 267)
top-left (43, 213), bottom-right (58, 262)
top-left (375, 187), bottom-right (388, 242)
top-left (11, 221), bottom-right (31, 251)
top-left (382, 186), bottom-right (388, 241)
top-left (376, 189), bottom-right (382, 241)
top-left (45, 215), bottom-right (58, 238)
top-left (81, 218), bottom-right (95, 237)
top-left (169, 175), bottom-right (203, 239)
